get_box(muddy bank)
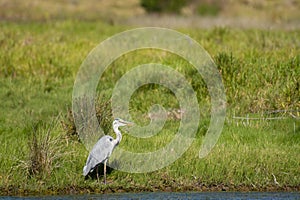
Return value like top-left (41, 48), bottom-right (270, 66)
top-left (1, 184), bottom-right (299, 196)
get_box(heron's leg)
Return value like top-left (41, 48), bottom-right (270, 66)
top-left (104, 159), bottom-right (107, 185)
top-left (96, 165), bottom-right (99, 183)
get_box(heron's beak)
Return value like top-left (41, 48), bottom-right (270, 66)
top-left (126, 121), bottom-right (134, 126)
top-left (119, 119), bottom-right (134, 126)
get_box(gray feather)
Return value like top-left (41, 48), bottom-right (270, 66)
top-left (83, 136), bottom-right (115, 176)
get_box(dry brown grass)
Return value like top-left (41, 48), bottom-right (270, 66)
top-left (0, 0), bottom-right (144, 22)
top-left (0, 0), bottom-right (299, 29)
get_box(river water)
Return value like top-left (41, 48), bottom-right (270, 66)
top-left (1, 192), bottom-right (299, 200)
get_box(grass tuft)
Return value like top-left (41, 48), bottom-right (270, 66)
top-left (16, 117), bottom-right (75, 181)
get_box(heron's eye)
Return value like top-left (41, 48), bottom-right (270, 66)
top-left (109, 138), bottom-right (113, 142)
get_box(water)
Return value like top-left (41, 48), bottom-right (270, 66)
top-left (1, 192), bottom-right (299, 200)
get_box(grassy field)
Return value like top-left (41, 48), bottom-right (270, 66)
top-left (0, 20), bottom-right (299, 195)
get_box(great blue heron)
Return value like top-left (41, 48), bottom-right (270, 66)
top-left (83, 118), bottom-right (133, 184)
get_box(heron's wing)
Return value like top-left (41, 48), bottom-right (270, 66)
top-left (83, 135), bottom-right (115, 175)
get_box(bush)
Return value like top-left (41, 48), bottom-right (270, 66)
top-left (197, 2), bottom-right (221, 16)
top-left (141, 0), bottom-right (187, 14)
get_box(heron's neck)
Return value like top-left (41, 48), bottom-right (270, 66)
top-left (113, 125), bottom-right (122, 145)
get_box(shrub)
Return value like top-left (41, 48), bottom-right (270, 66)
top-left (141, 0), bottom-right (187, 14)
top-left (197, 2), bottom-right (221, 16)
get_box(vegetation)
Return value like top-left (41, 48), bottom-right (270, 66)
top-left (196, 1), bottom-right (222, 16)
top-left (140, 0), bottom-right (187, 14)
top-left (0, 3), bottom-right (299, 194)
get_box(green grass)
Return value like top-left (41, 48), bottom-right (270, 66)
top-left (0, 21), bottom-right (299, 195)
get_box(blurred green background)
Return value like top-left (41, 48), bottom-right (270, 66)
top-left (1, 0), bottom-right (300, 29)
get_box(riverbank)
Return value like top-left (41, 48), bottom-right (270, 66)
top-left (2, 183), bottom-right (300, 196)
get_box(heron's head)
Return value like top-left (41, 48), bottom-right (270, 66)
top-left (113, 118), bottom-right (134, 128)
